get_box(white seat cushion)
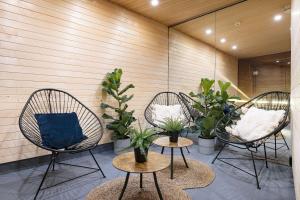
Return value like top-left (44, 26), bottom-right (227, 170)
top-left (226, 107), bottom-right (285, 141)
top-left (151, 104), bottom-right (185, 126)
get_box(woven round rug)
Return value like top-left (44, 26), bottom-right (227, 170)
top-left (86, 175), bottom-right (191, 200)
top-left (157, 157), bottom-right (215, 189)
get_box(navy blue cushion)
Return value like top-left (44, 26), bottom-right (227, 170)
top-left (35, 112), bottom-right (87, 149)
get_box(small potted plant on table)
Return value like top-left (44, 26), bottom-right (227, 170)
top-left (129, 123), bottom-right (157, 163)
top-left (161, 118), bottom-right (184, 143)
top-left (101, 68), bottom-right (136, 154)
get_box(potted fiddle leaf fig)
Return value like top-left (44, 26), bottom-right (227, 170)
top-left (101, 68), bottom-right (136, 154)
top-left (129, 122), bottom-right (157, 163)
top-left (190, 78), bottom-right (239, 155)
top-left (161, 118), bottom-right (184, 143)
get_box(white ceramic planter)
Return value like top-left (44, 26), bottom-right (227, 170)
top-left (114, 138), bottom-right (131, 154)
top-left (198, 137), bottom-right (215, 155)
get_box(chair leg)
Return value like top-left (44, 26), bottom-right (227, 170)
top-left (263, 143), bottom-right (268, 168)
top-left (274, 134), bottom-right (277, 158)
top-left (212, 143), bottom-right (225, 164)
top-left (52, 152), bottom-right (58, 171)
top-left (251, 151), bottom-right (261, 189)
top-left (89, 150), bottom-right (106, 178)
top-left (281, 132), bottom-right (290, 150)
top-left (185, 126), bottom-right (190, 137)
top-left (34, 154), bottom-right (54, 200)
top-left (52, 159), bottom-right (55, 171)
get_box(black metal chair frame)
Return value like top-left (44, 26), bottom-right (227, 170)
top-left (178, 92), bottom-right (204, 137)
top-left (19, 89), bottom-right (106, 200)
top-left (179, 92), bottom-right (201, 123)
top-left (265, 127), bottom-right (290, 158)
top-left (144, 92), bottom-right (192, 154)
top-left (144, 92), bottom-right (191, 129)
top-left (211, 91), bottom-right (290, 189)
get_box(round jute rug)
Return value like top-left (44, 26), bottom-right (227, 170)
top-left (156, 157), bottom-right (215, 189)
top-left (86, 175), bottom-right (191, 200)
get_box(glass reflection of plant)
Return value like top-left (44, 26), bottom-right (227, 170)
top-left (190, 78), bottom-right (240, 139)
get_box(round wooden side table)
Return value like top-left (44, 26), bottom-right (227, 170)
top-left (112, 151), bottom-right (170, 200)
top-left (153, 136), bottom-right (193, 179)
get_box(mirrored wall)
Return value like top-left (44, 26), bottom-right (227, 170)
top-left (169, 0), bottom-right (291, 100)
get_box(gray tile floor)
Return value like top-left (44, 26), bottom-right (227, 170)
top-left (0, 140), bottom-right (295, 200)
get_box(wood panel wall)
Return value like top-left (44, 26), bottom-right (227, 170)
top-left (169, 29), bottom-right (238, 95)
top-left (291, 0), bottom-right (300, 198)
top-left (238, 60), bottom-right (253, 99)
top-left (255, 65), bottom-right (290, 95)
top-left (0, 0), bottom-right (169, 164)
top-left (238, 58), bottom-right (291, 98)
top-left (0, 0), bottom-right (238, 164)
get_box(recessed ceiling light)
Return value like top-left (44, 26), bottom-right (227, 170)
top-left (220, 38), bottom-right (226, 43)
top-left (232, 45), bottom-right (237, 50)
top-left (274, 14), bottom-right (283, 21)
top-left (205, 29), bottom-right (212, 35)
top-left (276, 60), bottom-right (280, 63)
top-left (150, 0), bottom-right (159, 7)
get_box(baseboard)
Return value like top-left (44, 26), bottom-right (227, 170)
top-left (0, 142), bottom-right (113, 175)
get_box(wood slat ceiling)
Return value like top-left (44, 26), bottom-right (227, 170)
top-left (175, 0), bottom-right (291, 58)
top-left (108, 0), bottom-right (241, 26)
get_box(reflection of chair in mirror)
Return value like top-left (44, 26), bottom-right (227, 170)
top-left (144, 92), bottom-right (191, 153)
top-left (212, 91), bottom-right (290, 189)
top-left (19, 89), bottom-right (106, 200)
top-left (179, 92), bottom-right (202, 123)
top-left (178, 92), bottom-right (203, 137)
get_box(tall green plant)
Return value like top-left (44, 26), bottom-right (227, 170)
top-left (190, 78), bottom-right (239, 139)
top-left (101, 68), bottom-right (136, 140)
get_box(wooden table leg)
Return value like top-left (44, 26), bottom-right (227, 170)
top-left (171, 147), bottom-right (174, 179)
top-left (180, 147), bottom-right (189, 168)
top-left (153, 172), bottom-right (163, 200)
top-left (119, 172), bottom-right (130, 200)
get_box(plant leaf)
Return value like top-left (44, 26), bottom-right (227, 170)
top-left (118, 84), bottom-right (135, 95)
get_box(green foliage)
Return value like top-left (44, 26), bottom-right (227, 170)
top-left (101, 68), bottom-right (136, 140)
top-left (161, 118), bottom-right (184, 133)
top-left (129, 122), bottom-right (157, 156)
top-left (190, 78), bottom-right (240, 139)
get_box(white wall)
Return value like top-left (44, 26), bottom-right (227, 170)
top-left (291, 0), bottom-right (300, 198)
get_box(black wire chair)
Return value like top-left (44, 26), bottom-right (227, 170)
top-left (144, 92), bottom-right (191, 129)
top-left (144, 92), bottom-right (191, 153)
top-left (19, 88), bottom-right (106, 200)
top-left (179, 92), bottom-right (202, 123)
top-left (212, 91), bottom-right (290, 189)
